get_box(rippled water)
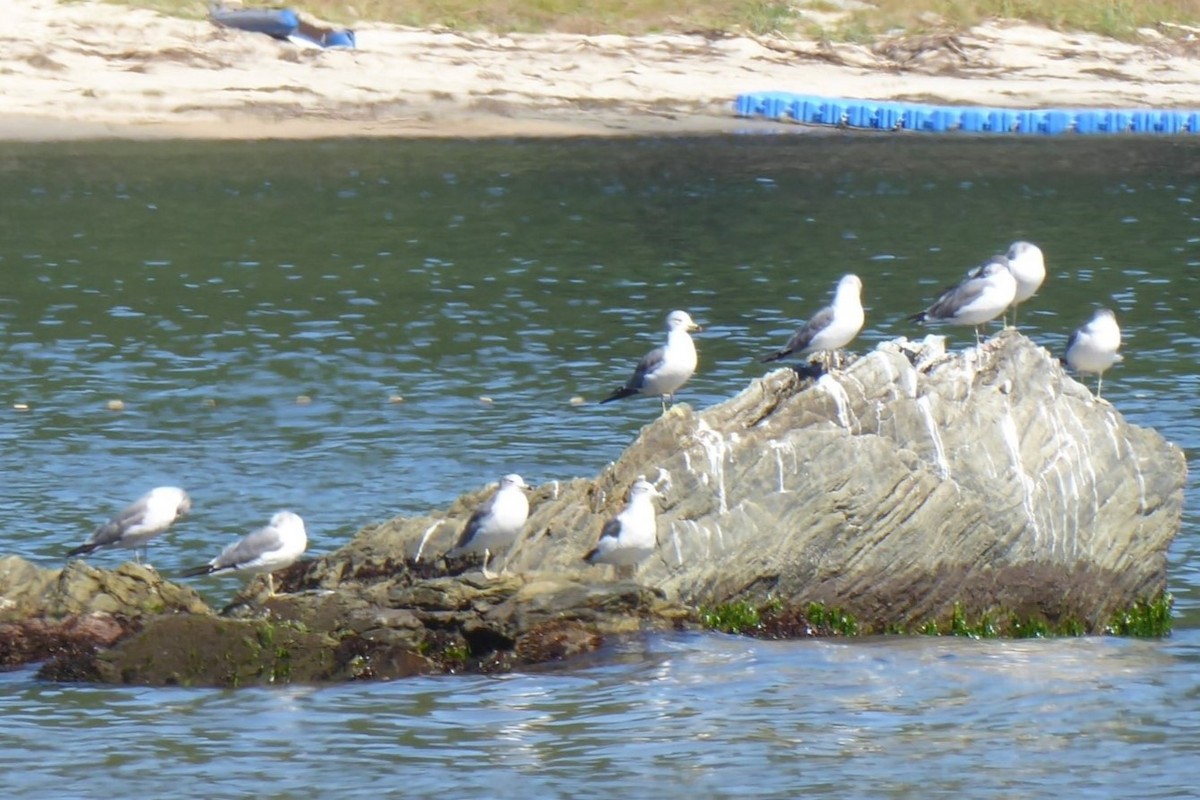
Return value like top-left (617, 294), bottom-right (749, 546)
top-left (0, 135), bottom-right (1197, 796)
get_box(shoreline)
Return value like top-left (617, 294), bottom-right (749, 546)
top-left (7, 0), bottom-right (1200, 140)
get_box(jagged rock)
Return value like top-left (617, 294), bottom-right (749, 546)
top-left (93, 574), bottom-right (684, 685)
top-left (0, 331), bottom-right (1186, 685)
top-left (0, 557), bottom-right (211, 621)
top-left (0, 556), bottom-right (213, 676)
top-left (301, 330), bottom-right (1186, 632)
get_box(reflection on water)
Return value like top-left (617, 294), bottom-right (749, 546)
top-left (4, 631), bottom-right (1200, 797)
top-left (0, 135), bottom-right (1197, 795)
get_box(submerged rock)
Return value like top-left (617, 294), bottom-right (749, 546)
top-left (0, 331), bottom-right (1186, 685)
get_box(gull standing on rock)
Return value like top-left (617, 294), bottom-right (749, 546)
top-left (180, 510), bottom-right (308, 597)
top-left (908, 255), bottom-right (1017, 346)
top-left (66, 486), bottom-right (192, 566)
top-left (445, 473), bottom-right (530, 579)
top-left (1063, 308), bottom-right (1122, 399)
top-left (584, 478), bottom-right (660, 574)
top-left (761, 273), bottom-right (864, 372)
top-left (1003, 241), bottom-right (1046, 327)
top-left (600, 310), bottom-right (701, 412)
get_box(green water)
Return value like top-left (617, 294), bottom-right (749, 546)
top-left (0, 135), bottom-right (1197, 798)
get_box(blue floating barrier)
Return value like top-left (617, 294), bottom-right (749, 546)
top-left (958, 109), bottom-right (985, 133)
top-left (1161, 112), bottom-right (1186, 134)
top-left (1099, 110), bottom-right (1131, 133)
top-left (926, 109), bottom-right (956, 132)
top-left (1015, 111), bottom-right (1042, 134)
top-left (729, 92), bottom-right (1200, 137)
top-left (1044, 111), bottom-right (1072, 135)
top-left (817, 101), bottom-right (847, 126)
top-left (765, 92), bottom-right (794, 119)
top-left (901, 106), bottom-right (927, 131)
top-left (1130, 111), bottom-right (1157, 133)
top-left (1074, 111), bottom-right (1101, 134)
top-left (874, 104), bottom-right (902, 130)
top-left (984, 109), bottom-right (1016, 133)
top-left (845, 103), bottom-right (878, 129)
top-left (789, 96), bottom-right (821, 124)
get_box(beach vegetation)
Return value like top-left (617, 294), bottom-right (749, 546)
top-left (103, 0), bottom-right (1200, 39)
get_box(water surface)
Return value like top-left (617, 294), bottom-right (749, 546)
top-left (0, 134), bottom-right (1196, 797)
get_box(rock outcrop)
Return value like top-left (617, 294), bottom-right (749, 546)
top-left (304, 330), bottom-right (1185, 629)
top-left (0, 331), bottom-right (1186, 685)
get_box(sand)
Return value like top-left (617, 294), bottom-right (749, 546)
top-left (5, 0), bottom-right (1200, 140)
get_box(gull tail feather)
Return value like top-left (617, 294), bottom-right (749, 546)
top-left (179, 564), bottom-right (216, 578)
top-left (907, 311), bottom-right (928, 324)
top-left (760, 348), bottom-right (791, 364)
top-left (600, 386), bottom-right (638, 404)
top-left (65, 543), bottom-right (97, 558)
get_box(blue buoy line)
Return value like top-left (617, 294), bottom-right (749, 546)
top-left (735, 92), bottom-right (1200, 135)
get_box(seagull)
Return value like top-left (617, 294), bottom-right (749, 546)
top-left (180, 510), bottom-right (308, 597)
top-left (1063, 308), bottom-right (1122, 399)
top-left (445, 473), bottom-right (530, 579)
top-left (761, 273), bottom-right (864, 372)
top-left (600, 310), bottom-right (701, 412)
top-left (584, 478), bottom-right (660, 573)
top-left (908, 256), bottom-right (1017, 346)
top-left (1003, 241), bottom-right (1046, 327)
top-left (66, 486), bottom-right (192, 565)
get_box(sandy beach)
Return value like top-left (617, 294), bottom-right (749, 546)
top-left (6, 0), bottom-right (1200, 139)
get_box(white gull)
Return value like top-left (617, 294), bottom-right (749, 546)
top-left (600, 310), bottom-right (701, 412)
top-left (761, 273), bottom-right (864, 372)
top-left (67, 486), bottom-right (191, 565)
top-left (181, 510), bottom-right (308, 597)
top-left (446, 473), bottom-right (530, 579)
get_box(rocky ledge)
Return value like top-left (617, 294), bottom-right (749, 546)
top-left (0, 331), bottom-right (1187, 686)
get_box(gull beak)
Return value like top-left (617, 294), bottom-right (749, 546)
top-left (690, 321), bottom-right (703, 333)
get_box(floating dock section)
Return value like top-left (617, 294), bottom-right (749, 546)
top-left (735, 92), bottom-right (1200, 135)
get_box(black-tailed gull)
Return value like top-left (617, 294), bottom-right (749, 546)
top-left (584, 478), bottom-right (660, 572)
top-left (1063, 308), bottom-right (1123, 399)
top-left (446, 473), bottom-right (530, 579)
top-left (1003, 241), bottom-right (1046, 326)
top-left (181, 510), bottom-right (308, 596)
top-left (600, 310), bottom-right (701, 412)
top-left (67, 486), bottom-right (191, 565)
top-left (909, 256), bottom-right (1017, 345)
top-left (761, 273), bottom-right (864, 372)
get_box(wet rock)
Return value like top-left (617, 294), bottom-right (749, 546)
top-left (0, 331), bottom-right (1186, 685)
top-left (309, 331), bottom-right (1186, 633)
top-left (0, 557), bottom-right (211, 622)
top-left (0, 557), bottom-right (212, 672)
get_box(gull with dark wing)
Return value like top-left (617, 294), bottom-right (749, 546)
top-left (66, 486), bottom-right (192, 565)
top-left (761, 273), bottom-right (864, 372)
top-left (180, 510), bottom-right (308, 597)
top-left (600, 310), bottom-right (701, 412)
top-left (1003, 241), bottom-right (1046, 327)
top-left (1063, 308), bottom-right (1122, 399)
top-left (445, 473), bottom-right (530, 579)
top-left (584, 478), bottom-right (660, 575)
top-left (908, 255), bottom-right (1017, 346)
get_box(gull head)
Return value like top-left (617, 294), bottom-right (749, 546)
top-left (628, 478), bottom-right (661, 502)
top-left (176, 491), bottom-right (193, 518)
top-left (1006, 240), bottom-right (1044, 266)
top-left (836, 273), bottom-right (863, 300)
top-left (270, 510), bottom-right (307, 535)
top-left (977, 256), bottom-right (1011, 280)
top-left (665, 310), bottom-right (702, 333)
top-left (499, 473), bottom-right (529, 491)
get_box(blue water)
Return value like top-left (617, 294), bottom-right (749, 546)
top-left (0, 135), bottom-right (1197, 797)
